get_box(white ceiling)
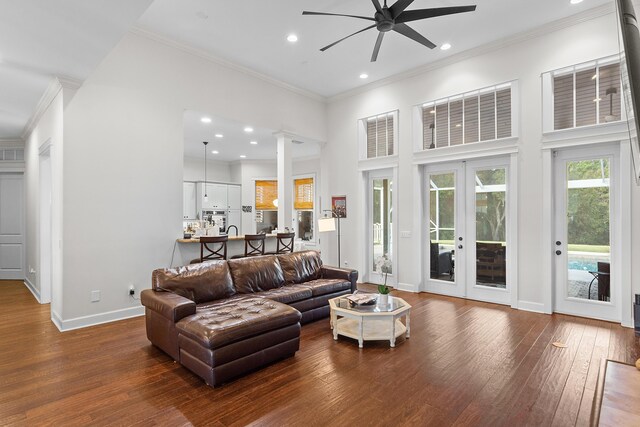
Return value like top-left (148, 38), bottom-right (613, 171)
top-left (0, 0), bottom-right (154, 138)
top-left (183, 110), bottom-right (321, 162)
top-left (137, 0), bottom-right (612, 98)
top-left (1, 0), bottom-right (613, 139)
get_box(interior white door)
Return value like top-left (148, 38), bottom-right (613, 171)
top-left (553, 146), bottom-right (620, 322)
top-left (424, 157), bottom-right (511, 306)
top-left (424, 162), bottom-right (466, 297)
top-left (0, 173), bottom-right (25, 280)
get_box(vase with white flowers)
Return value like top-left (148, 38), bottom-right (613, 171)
top-left (375, 254), bottom-right (393, 306)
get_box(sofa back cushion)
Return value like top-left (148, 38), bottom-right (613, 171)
top-left (228, 255), bottom-right (285, 293)
top-left (152, 261), bottom-right (235, 304)
top-left (278, 250), bottom-right (323, 284)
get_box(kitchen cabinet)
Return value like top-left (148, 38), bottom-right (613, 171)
top-left (199, 183), bottom-right (228, 210)
top-left (227, 210), bottom-right (241, 235)
top-left (183, 182), bottom-right (197, 220)
top-left (227, 185), bottom-right (241, 210)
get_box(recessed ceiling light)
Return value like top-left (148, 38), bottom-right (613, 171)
top-left (250, 141), bottom-right (258, 145)
top-left (570, 0), bottom-right (583, 4)
top-left (211, 150), bottom-right (219, 154)
top-left (440, 43), bottom-right (452, 51)
top-left (201, 117), bottom-right (212, 123)
top-left (287, 34), bottom-right (298, 43)
top-left (244, 126), bottom-right (253, 133)
top-left (240, 155), bottom-right (247, 158)
top-left (214, 133), bottom-right (223, 138)
top-left (359, 73), bottom-right (369, 79)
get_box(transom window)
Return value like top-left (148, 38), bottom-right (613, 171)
top-left (421, 83), bottom-right (513, 150)
top-left (543, 56), bottom-right (622, 133)
top-left (364, 111), bottom-right (396, 159)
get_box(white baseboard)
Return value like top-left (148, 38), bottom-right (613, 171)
top-left (51, 310), bottom-right (63, 332)
top-left (518, 300), bottom-right (547, 314)
top-left (23, 278), bottom-right (41, 303)
top-left (396, 282), bottom-right (419, 293)
top-left (55, 305), bottom-right (145, 332)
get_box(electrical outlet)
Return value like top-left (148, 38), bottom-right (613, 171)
top-left (91, 290), bottom-right (101, 302)
top-left (129, 284), bottom-right (135, 296)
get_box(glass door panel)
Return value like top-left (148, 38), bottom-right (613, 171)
top-left (429, 173), bottom-right (455, 282)
top-left (565, 159), bottom-right (610, 301)
top-left (554, 146), bottom-right (619, 322)
top-left (474, 168), bottom-right (507, 289)
top-left (371, 177), bottom-right (393, 276)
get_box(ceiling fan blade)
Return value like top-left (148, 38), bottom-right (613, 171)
top-left (320, 24), bottom-right (377, 52)
top-left (393, 23), bottom-right (436, 49)
top-left (371, 32), bottom-right (385, 62)
top-left (389, 0), bottom-right (415, 19)
top-left (395, 6), bottom-right (477, 23)
top-left (302, 11), bottom-right (374, 21)
top-left (371, 0), bottom-right (383, 13)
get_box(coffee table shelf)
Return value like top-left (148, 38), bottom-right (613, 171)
top-left (329, 296), bottom-right (411, 348)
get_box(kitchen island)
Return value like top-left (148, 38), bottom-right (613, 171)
top-left (174, 234), bottom-right (280, 265)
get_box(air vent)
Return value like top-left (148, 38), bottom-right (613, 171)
top-left (0, 148), bottom-right (24, 161)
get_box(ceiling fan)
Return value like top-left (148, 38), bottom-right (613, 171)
top-left (303, 0), bottom-right (477, 62)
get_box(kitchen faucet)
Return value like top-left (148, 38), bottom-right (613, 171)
top-left (226, 225), bottom-right (239, 236)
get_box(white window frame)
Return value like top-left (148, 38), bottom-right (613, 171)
top-left (292, 173), bottom-right (318, 246)
top-left (414, 81), bottom-right (519, 153)
top-left (358, 110), bottom-right (399, 162)
top-left (542, 55), bottom-right (627, 135)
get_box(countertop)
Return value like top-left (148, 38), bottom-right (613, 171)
top-left (177, 234), bottom-right (277, 243)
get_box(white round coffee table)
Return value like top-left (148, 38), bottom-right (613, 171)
top-left (329, 295), bottom-right (411, 348)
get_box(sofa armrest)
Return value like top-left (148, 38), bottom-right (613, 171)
top-left (321, 266), bottom-right (358, 293)
top-left (141, 289), bottom-right (196, 323)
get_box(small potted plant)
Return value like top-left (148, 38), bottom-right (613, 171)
top-left (375, 254), bottom-right (393, 306)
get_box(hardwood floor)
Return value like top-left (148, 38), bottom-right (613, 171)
top-left (0, 280), bottom-right (638, 426)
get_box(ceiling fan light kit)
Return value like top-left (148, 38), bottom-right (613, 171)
top-left (303, 0), bottom-right (476, 62)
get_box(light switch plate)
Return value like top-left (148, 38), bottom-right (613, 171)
top-left (400, 231), bottom-right (412, 238)
top-left (91, 290), bottom-right (101, 302)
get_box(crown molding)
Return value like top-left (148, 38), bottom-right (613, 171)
top-left (129, 26), bottom-right (326, 103)
top-left (20, 76), bottom-right (83, 140)
top-left (328, 3), bottom-right (616, 103)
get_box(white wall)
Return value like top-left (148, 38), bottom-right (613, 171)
top-left (59, 31), bottom-right (326, 325)
top-left (182, 157), bottom-right (233, 183)
top-left (323, 12), bottom-right (631, 308)
top-left (23, 86), bottom-right (65, 319)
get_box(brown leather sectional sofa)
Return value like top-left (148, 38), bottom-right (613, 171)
top-left (141, 250), bottom-right (357, 386)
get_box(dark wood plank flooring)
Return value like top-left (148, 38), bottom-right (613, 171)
top-left (0, 280), bottom-right (638, 426)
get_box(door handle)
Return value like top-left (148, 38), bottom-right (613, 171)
top-left (556, 250), bottom-right (562, 255)
top-left (458, 245), bottom-right (463, 249)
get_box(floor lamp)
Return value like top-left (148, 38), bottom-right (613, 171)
top-left (318, 210), bottom-right (341, 267)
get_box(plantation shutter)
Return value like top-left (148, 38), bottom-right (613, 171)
top-left (435, 102), bottom-right (448, 148)
top-left (449, 99), bottom-right (463, 146)
top-left (464, 96), bottom-right (479, 143)
top-left (496, 88), bottom-right (512, 139)
top-left (255, 180), bottom-right (277, 211)
top-left (575, 68), bottom-right (597, 127)
top-left (422, 105), bottom-right (435, 149)
top-left (366, 114), bottom-right (395, 158)
top-left (599, 63), bottom-right (621, 123)
top-left (479, 92), bottom-right (496, 141)
top-left (294, 178), bottom-right (314, 210)
top-left (554, 73), bottom-right (574, 130)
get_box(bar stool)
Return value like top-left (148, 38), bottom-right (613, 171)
top-left (231, 234), bottom-right (265, 259)
top-left (266, 232), bottom-right (295, 255)
top-left (190, 236), bottom-right (228, 264)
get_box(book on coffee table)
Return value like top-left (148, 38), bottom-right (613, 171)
top-left (346, 293), bottom-right (378, 306)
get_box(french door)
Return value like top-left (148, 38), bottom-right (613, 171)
top-left (367, 169), bottom-right (396, 287)
top-left (553, 145), bottom-right (620, 321)
top-left (0, 173), bottom-right (25, 280)
top-left (424, 157), bottom-right (512, 305)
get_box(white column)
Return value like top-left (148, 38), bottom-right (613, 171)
top-left (275, 132), bottom-right (294, 232)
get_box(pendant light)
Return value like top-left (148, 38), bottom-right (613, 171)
top-left (203, 141), bottom-right (209, 202)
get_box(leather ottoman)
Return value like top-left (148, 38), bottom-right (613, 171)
top-left (176, 297), bottom-right (301, 386)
